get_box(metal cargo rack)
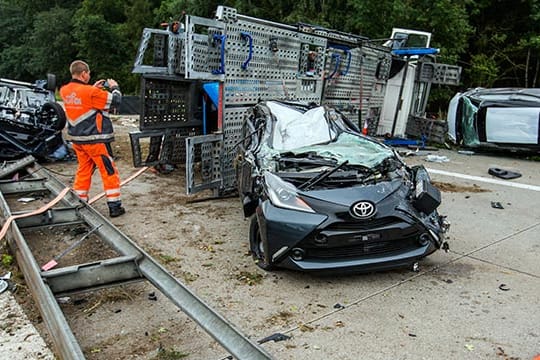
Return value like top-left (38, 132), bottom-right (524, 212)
top-left (129, 5), bottom-right (435, 196)
top-left (0, 156), bottom-right (272, 360)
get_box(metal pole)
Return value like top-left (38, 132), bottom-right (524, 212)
top-left (390, 56), bottom-right (409, 137)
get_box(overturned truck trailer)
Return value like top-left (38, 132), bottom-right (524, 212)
top-left (130, 6), bottom-right (460, 195)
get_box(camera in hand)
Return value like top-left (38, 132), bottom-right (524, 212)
top-left (103, 80), bottom-right (110, 88)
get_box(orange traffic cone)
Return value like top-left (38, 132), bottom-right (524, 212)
top-left (362, 119), bottom-right (369, 135)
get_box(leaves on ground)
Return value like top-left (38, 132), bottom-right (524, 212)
top-left (236, 271), bottom-right (263, 286)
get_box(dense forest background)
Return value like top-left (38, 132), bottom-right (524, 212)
top-left (1, 0), bottom-right (539, 112)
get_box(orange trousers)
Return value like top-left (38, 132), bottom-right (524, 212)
top-left (72, 143), bottom-right (121, 203)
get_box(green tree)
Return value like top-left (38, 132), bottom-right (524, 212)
top-left (0, 0), bottom-right (32, 79)
top-left (28, 7), bottom-right (78, 85)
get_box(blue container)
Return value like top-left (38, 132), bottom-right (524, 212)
top-left (203, 82), bottom-right (219, 107)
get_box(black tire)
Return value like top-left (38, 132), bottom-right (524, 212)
top-left (39, 102), bottom-right (66, 130)
top-left (249, 215), bottom-right (275, 271)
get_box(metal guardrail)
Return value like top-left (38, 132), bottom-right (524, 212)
top-left (0, 156), bottom-right (272, 360)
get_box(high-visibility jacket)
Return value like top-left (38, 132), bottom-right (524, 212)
top-left (60, 79), bottom-right (122, 144)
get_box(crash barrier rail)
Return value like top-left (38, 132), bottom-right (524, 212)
top-left (0, 156), bottom-right (272, 360)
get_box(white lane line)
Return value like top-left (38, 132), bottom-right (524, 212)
top-left (427, 168), bottom-right (540, 192)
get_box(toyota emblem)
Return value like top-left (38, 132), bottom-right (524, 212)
top-left (350, 201), bottom-right (376, 219)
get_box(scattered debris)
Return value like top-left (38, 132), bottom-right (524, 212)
top-left (457, 150), bottom-right (475, 155)
top-left (498, 284), bottom-right (510, 291)
top-left (17, 197), bottom-right (36, 203)
top-left (333, 303), bottom-right (344, 309)
top-left (56, 297), bottom-right (71, 304)
top-left (0, 279), bottom-right (8, 294)
top-left (496, 346), bottom-right (521, 360)
top-left (148, 292), bottom-right (157, 301)
top-left (465, 344), bottom-right (475, 351)
top-left (442, 242), bottom-right (450, 252)
top-left (298, 323), bottom-right (315, 332)
top-left (425, 154), bottom-right (450, 163)
top-left (488, 167), bottom-right (522, 180)
top-left (408, 333), bottom-right (417, 337)
top-left (257, 332), bottom-right (291, 344)
top-left (236, 271), bottom-right (263, 286)
top-left (155, 346), bottom-right (188, 359)
top-left (491, 201), bottom-right (504, 210)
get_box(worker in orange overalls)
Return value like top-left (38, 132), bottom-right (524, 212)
top-left (60, 60), bottom-right (125, 217)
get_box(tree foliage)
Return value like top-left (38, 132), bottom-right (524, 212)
top-left (0, 0), bottom-right (539, 98)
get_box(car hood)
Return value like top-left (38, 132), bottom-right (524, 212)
top-left (300, 178), bottom-right (404, 206)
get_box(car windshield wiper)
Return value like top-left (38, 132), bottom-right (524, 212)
top-left (277, 152), bottom-right (338, 166)
top-left (277, 157), bottom-right (337, 167)
top-left (298, 160), bottom-right (349, 191)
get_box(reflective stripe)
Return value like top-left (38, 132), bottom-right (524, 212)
top-left (106, 194), bottom-right (121, 201)
top-left (105, 189), bottom-right (120, 195)
top-left (69, 133), bottom-right (115, 142)
top-left (68, 109), bottom-right (98, 127)
top-left (75, 190), bottom-right (88, 201)
top-left (105, 92), bottom-right (113, 108)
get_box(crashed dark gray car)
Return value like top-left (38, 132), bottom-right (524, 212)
top-left (236, 101), bottom-right (449, 272)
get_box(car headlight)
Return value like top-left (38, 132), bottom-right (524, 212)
top-left (264, 172), bottom-right (315, 213)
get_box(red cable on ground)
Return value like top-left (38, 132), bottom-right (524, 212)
top-left (89, 166), bottom-right (149, 204)
top-left (1, 166), bottom-right (149, 241)
top-left (0, 187), bottom-right (71, 242)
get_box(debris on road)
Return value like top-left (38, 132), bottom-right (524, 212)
top-left (258, 333), bottom-right (291, 344)
top-left (488, 167), bottom-right (522, 180)
top-left (425, 154), bottom-right (450, 162)
top-left (491, 201), bottom-right (505, 209)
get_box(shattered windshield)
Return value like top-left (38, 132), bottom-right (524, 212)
top-left (267, 101), bottom-right (337, 150)
top-left (258, 101), bottom-right (394, 170)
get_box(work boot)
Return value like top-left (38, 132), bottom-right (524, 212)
top-left (108, 201), bottom-right (126, 218)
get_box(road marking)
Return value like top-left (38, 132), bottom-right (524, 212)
top-left (427, 168), bottom-right (540, 192)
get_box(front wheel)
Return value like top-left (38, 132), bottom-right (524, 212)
top-left (249, 215), bottom-right (275, 271)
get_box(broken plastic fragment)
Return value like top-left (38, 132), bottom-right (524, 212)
top-left (425, 155), bottom-right (450, 163)
top-left (0, 279), bottom-right (8, 294)
top-left (491, 201), bottom-right (504, 209)
top-left (488, 167), bottom-right (521, 180)
top-left (258, 333), bottom-right (291, 344)
top-left (498, 284), bottom-right (510, 291)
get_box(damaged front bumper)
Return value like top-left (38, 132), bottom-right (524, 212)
top-left (256, 200), bottom-right (445, 273)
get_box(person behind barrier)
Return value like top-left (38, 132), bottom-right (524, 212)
top-left (60, 60), bottom-right (126, 217)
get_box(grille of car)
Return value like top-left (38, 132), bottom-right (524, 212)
top-left (325, 217), bottom-right (402, 230)
top-left (305, 237), bottom-right (419, 258)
